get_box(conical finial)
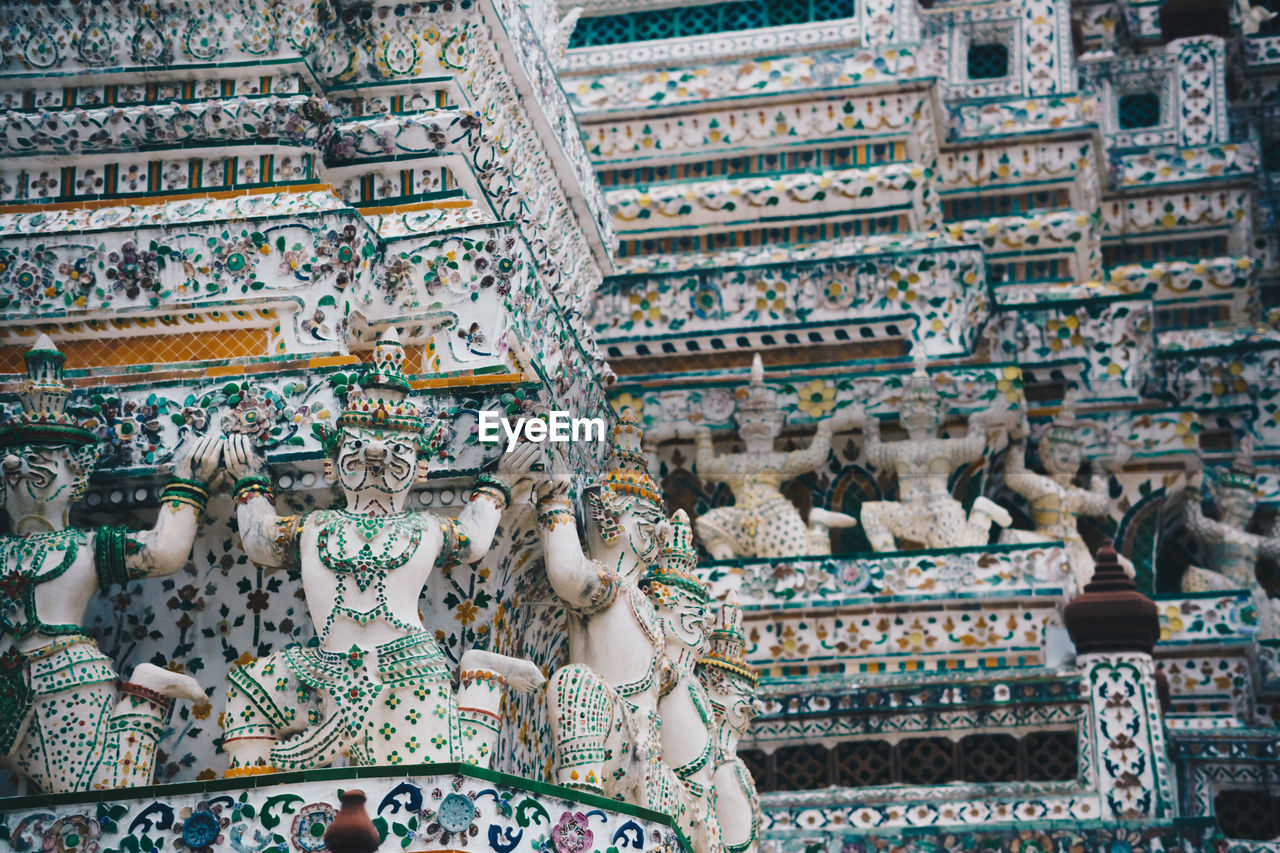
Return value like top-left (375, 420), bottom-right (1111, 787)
top-left (736, 353), bottom-right (779, 419)
top-left (911, 346), bottom-right (929, 378)
top-left (360, 327), bottom-right (411, 395)
top-left (1045, 385), bottom-right (1084, 447)
top-left (334, 327), bottom-right (425, 437)
top-left (0, 336), bottom-right (96, 450)
top-left (660, 509), bottom-right (697, 572)
top-left (599, 408), bottom-right (663, 510)
top-left (1062, 539), bottom-right (1159, 655)
top-left (697, 593), bottom-right (757, 685)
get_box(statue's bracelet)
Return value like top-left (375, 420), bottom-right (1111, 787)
top-left (473, 472), bottom-right (512, 508)
top-left (233, 475), bottom-right (276, 505)
top-left (537, 502), bottom-right (574, 529)
top-left (161, 477), bottom-right (210, 512)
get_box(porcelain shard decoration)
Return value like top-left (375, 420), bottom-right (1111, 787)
top-left (696, 595), bottom-right (761, 853)
top-left (1001, 389), bottom-right (1132, 593)
top-left (220, 328), bottom-right (543, 775)
top-left (693, 354), bottom-right (858, 559)
top-left (535, 407), bottom-right (697, 839)
top-left (0, 336), bottom-right (211, 793)
top-left (851, 353), bottom-right (1012, 551)
top-left (641, 508), bottom-right (721, 853)
top-left (1181, 439), bottom-right (1280, 640)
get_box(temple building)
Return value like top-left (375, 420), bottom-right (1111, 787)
top-left (0, 0), bottom-right (1279, 850)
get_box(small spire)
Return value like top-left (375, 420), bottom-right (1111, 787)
top-left (1063, 539), bottom-right (1159, 655)
top-left (750, 353), bottom-right (764, 385)
top-left (911, 347), bottom-right (928, 378)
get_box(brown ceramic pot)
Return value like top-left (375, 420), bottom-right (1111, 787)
top-left (324, 789), bottom-right (380, 853)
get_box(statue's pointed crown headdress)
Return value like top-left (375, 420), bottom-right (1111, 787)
top-left (735, 354), bottom-right (778, 417)
top-left (598, 407), bottom-right (663, 510)
top-left (641, 509), bottom-right (708, 602)
top-left (0, 335), bottom-right (96, 449)
top-left (697, 593), bottom-right (757, 686)
top-left (1044, 387), bottom-right (1085, 447)
top-left (336, 329), bottom-right (427, 437)
top-left (1216, 435), bottom-right (1259, 493)
top-left (902, 349), bottom-right (941, 407)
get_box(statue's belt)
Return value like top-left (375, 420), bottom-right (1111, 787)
top-left (0, 636), bottom-right (117, 756)
top-left (262, 632), bottom-right (452, 769)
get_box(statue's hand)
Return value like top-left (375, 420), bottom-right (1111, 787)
top-left (1011, 411), bottom-right (1031, 440)
top-left (841, 404), bottom-right (870, 429)
top-left (496, 442), bottom-right (541, 482)
top-left (184, 434), bottom-right (224, 483)
top-left (653, 517), bottom-right (674, 551)
top-left (224, 435), bottom-right (267, 481)
top-left (531, 448), bottom-right (570, 505)
top-left (174, 434), bottom-right (223, 483)
top-left (1102, 446), bottom-right (1131, 475)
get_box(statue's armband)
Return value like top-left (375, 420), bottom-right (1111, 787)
top-left (576, 562), bottom-right (621, 616)
top-left (95, 525), bottom-right (143, 588)
top-left (275, 515), bottom-right (306, 575)
top-left (435, 515), bottom-right (473, 570)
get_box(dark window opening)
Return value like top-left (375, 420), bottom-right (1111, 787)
top-left (967, 43), bottom-right (1009, 79)
top-left (571, 0), bottom-right (857, 48)
top-left (1216, 789), bottom-right (1280, 840)
top-left (1118, 92), bottom-right (1161, 130)
top-left (742, 730), bottom-right (1078, 793)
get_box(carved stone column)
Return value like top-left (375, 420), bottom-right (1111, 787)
top-left (1064, 540), bottom-right (1175, 820)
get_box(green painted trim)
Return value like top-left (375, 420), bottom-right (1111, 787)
top-left (0, 761), bottom-right (683, 833)
top-left (1154, 339), bottom-right (1280, 357)
top-left (0, 205), bottom-right (362, 241)
top-left (610, 358), bottom-right (1024, 396)
top-left (352, 188), bottom-right (468, 208)
top-left (604, 242), bottom-right (981, 285)
top-left (993, 289), bottom-right (1154, 313)
top-left (4, 135), bottom-right (324, 161)
top-left (618, 201), bottom-right (915, 237)
top-left (1154, 590), bottom-right (1251, 601)
top-left (578, 77), bottom-right (938, 117)
top-left (1, 56), bottom-right (311, 81)
top-left (615, 164), bottom-right (928, 192)
top-left (323, 76), bottom-right (454, 93)
top-left (6, 178), bottom-right (321, 208)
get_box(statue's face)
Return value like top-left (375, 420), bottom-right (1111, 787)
top-left (1042, 440), bottom-right (1082, 477)
top-left (2, 444), bottom-right (82, 530)
top-left (736, 412), bottom-right (781, 448)
top-left (335, 426), bottom-right (418, 514)
top-left (900, 396), bottom-right (942, 437)
top-left (703, 669), bottom-right (756, 735)
top-left (584, 487), bottom-right (664, 572)
top-left (1217, 486), bottom-right (1258, 525)
top-left (662, 590), bottom-right (708, 656)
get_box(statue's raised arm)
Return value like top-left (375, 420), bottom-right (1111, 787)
top-left (0, 336), bottom-right (208, 793)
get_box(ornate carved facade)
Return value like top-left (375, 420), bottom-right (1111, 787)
top-left (0, 0), bottom-right (1279, 850)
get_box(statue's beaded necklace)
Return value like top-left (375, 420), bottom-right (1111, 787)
top-left (0, 529), bottom-right (83, 640)
top-left (315, 510), bottom-right (425, 639)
